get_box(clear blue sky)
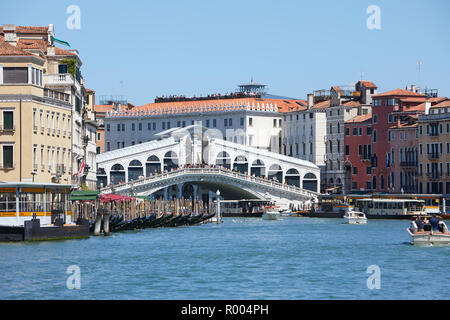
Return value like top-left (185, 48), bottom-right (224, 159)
top-left (2, 0), bottom-right (449, 105)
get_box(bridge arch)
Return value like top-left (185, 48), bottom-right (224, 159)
top-left (285, 168), bottom-right (300, 187)
top-left (163, 151), bottom-right (178, 171)
top-left (268, 164), bottom-right (283, 183)
top-left (215, 151), bottom-right (231, 169)
top-left (250, 159), bottom-right (265, 177)
top-left (97, 167), bottom-right (107, 188)
top-left (146, 155), bottom-right (161, 176)
top-left (303, 172), bottom-right (318, 192)
top-left (128, 160), bottom-right (143, 182)
top-left (233, 155), bottom-right (248, 174)
top-left (110, 164), bottom-right (125, 185)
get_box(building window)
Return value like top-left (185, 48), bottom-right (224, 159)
top-left (373, 115), bottom-right (378, 123)
top-left (345, 127), bottom-right (350, 136)
top-left (273, 119), bottom-right (277, 127)
top-left (213, 119), bottom-right (216, 128)
top-left (345, 145), bottom-right (350, 155)
top-left (249, 118), bottom-right (253, 126)
top-left (206, 119), bottom-right (210, 128)
top-left (224, 119), bottom-right (228, 127)
top-left (366, 127), bottom-right (372, 135)
top-left (358, 127), bottom-right (362, 136)
top-left (139, 123), bottom-right (142, 131)
top-left (353, 127), bottom-right (357, 135)
top-left (3, 67), bottom-right (28, 83)
top-left (353, 167), bottom-right (357, 175)
top-left (2, 111), bottom-right (14, 130)
top-left (106, 142), bottom-right (110, 151)
top-left (373, 130), bottom-right (377, 142)
top-left (132, 123), bottom-right (135, 131)
top-left (240, 118), bottom-right (244, 126)
top-left (229, 118), bottom-right (232, 126)
top-left (122, 124), bottom-right (125, 131)
top-left (2, 145), bottom-right (13, 168)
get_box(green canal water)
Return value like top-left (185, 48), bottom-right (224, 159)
top-left (0, 217), bottom-right (448, 299)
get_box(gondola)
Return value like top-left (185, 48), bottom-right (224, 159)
top-left (162, 213), bottom-right (184, 228)
top-left (198, 212), bottom-right (216, 224)
top-left (172, 213), bottom-right (192, 227)
top-left (142, 213), bottom-right (157, 228)
top-left (186, 213), bottom-right (205, 225)
top-left (152, 213), bottom-right (174, 228)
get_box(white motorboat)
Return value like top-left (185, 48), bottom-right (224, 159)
top-left (262, 206), bottom-right (280, 220)
top-left (406, 220), bottom-right (450, 246)
top-left (343, 210), bottom-right (367, 224)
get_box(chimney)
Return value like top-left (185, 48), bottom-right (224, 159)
top-left (3, 24), bottom-right (17, 44)
top-left (307, 93), bottom-right (314, 109)
top-left (48, 24), bottom-right (55, 44)
top-left (411, 84), bottom-right (416, 92)
top-left (424, 100), bottom-right (431, 115)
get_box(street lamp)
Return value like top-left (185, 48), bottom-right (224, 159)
top-left (216, 189), bottom-right (221, 224)
top-left (31, 171), bottom-right (37, 183)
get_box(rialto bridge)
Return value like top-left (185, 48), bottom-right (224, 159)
top-left (96, 125), bottom-right (320, 208)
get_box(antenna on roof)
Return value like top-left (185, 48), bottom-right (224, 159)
top-left (417, 60), bottom-right (422, 89)
top-left (360, 69), bottom-right (364, 81)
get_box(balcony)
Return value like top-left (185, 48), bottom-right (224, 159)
top-left (426, 172), bottom-right (442, 180)
top-left (44, 73), bottom-right (81, 93)
top-left (400, 161), bottom-right (418, 168)
top-left (43, 88), bottom-right (70, 103)
top-left (428, 153), bottom-right (440, 161)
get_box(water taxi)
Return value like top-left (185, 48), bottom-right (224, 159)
top-left (0, 182), bottom-right (89, 241)
top-left (343, 210), bottom-right (367, 224)
top-left (406, 218), bottom-right (450, 246)
top-left (262, 205), bottom-right (280, 220)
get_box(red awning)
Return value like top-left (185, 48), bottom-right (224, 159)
top-left (99, 194), bottom-right (135, 202)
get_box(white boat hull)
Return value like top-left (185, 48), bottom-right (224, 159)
top-left (343, 217), bottom-right (367, 224)
top-left (262, 212), bottom-right (280, 220)
top-left (406, 228), bottom-right (450, 246)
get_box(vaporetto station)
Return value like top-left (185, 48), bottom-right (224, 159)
top-left (97, 125), bottom-right (320, 208)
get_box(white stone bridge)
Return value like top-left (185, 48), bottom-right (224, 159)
top-left (97, 125), bottom-right (320, 207)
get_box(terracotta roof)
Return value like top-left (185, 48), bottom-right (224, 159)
top-left (331, 86), bottom-right (342, 92)
top-left (94, 104), bottom-right (118, 113)
top-left (16, 26), bottom-right (49, 34)
top-left (404, 97), bottom-right (449, 112)
top-left (310, 99), bottom-right (329, 109)
top-left (342, 100), bottom-right (360, 107)
top-left (359, 81), bottom-right (377, 88)
top-left (430, 99), bottom-right (450, 109)
top-left (373, 89), bottom-right (426, 98)
top-left (345, 113), bottom-right (372, 124)
top-left (389, 122), bottom-right (418, 129)
top-left (86, 88), bottom-right (95, 93)
top-left (0, 39), bottom-right (33, 56)
top-left (108, 98), bottom-right (306, 117)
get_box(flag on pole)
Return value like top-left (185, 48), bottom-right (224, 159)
top-left (73, 161), bottom-right (85, 176)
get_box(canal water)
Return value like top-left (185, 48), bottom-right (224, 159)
top-left (0, 217), bottom-right (448, 300)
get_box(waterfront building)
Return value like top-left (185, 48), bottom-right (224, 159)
top-left (94, 101), bottom-right (134, 154)
top-left (418, 99), bottom-right (450, 194)
top-left (370, 86), bottom-right (442, 193)
top-left (0, 25), bottom-right (72, 184)
top-left (343, 113), bottom-right (373, 193)
top-left (103, 92), bottom-right (306, 153)
top-left (281, 94), bottom-right (329, 187)
top-left (0, 24), bottom-right (97, 189)
top-left (322, 81), bottom-right (376, 193)
top-left (387, 115), bottom-right (419, 193)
